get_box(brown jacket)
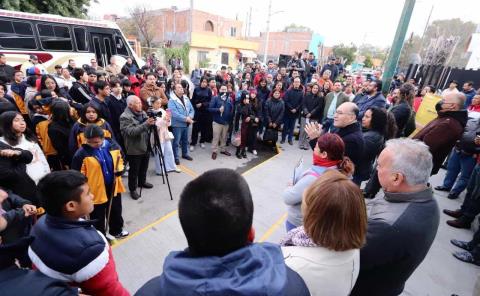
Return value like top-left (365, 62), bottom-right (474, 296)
top-left (413, 110), bottom-right (468, 174)
top-left (139, 84), bottom-right (168, 110)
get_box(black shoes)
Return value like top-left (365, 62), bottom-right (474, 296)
top-left (182, 155), bottom-right (193, 161)
top-left (443, 209), bottom-right (463, 219)
top-left (220, 151), bottom-right (231, 156)
top-left (451, 239), bottom-right (472, 251)
top-left (434, 185), bottom-right (450, 192)
top-left (288, 140), bottom-right (293, 145)
top-left (447, 193), bottom-right (459, 200)
top-left (140, 182), bottom-right (153, 189)
top-left (175, 159), bottom-right (180, 165)
top-left (236, 148), bottom-right (242, 159)
top-left (130, 191), bottom-right (141, 200)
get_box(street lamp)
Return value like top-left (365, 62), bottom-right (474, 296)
top-left (263, 0), bottom-right (284, 64)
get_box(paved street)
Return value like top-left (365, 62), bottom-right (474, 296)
top-left (112, 142), bottom-right (479, 295)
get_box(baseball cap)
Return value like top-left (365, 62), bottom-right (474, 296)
top-left (26, 67), bottom-right (41, 76)
top-left (29, 54), bottom-right (38, 61)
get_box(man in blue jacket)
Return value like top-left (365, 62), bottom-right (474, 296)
top-left (168, 83), bottom-right (195, 165)
top-left (135, 169), bottom-right (310, 296)
top-left (208, 84), bottom-right (234, 160)
top-left (355, 80), bottom-right (386, 120)
top-left (281, 77), bottom-right (304, 145)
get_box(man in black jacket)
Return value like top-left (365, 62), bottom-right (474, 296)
top-left (69, 68), bottom-right (94, 104)
top-left (332, 102), bottom-right (365, 171)
top-left (351, 138), bottom-right (439, 296)
top-left (281, 77), bottom-right (303, 145)
top-left (0, 54), bottom-right (14, 83)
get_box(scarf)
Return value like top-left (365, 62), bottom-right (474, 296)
top-left (313, 154), bottom-right (341, 167)
top-left (280, 226), bottom-right (317, 247)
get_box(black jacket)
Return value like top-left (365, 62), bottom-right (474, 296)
top-left (390, 100), bottom-right (412, 137)
top-left (283, 87), bottom-right (304, 118)
top-left (265, 98), bottom-right (285, 126)
top-left (457, 116), bottom-right (480, 155)
top-left (48, 121), bottom-right (72, 168)
top-left (69, 81), bottom-right (94, 104)
top-left (351, 188), bottom-right (439, 296)
top-left (301, 93), bottom-right (324, 120)
top-left (336, 121), bottom-right (365, 167)
top-left (191, 86), bottom-right (212, 118)
top-left (0, 141), bottom-right (37, 204)
top-left (0, 64), bottom-right (15, 83)
top-left (355, 130), bottom-right (384, 181)
top-left (0, 191), bottom-right (32, 244)
top-left (106, 95), bottom-right (127, 146)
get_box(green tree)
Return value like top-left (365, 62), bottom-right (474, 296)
top-left (283, 23), bottom-right (312, 32)
top-left (332, 43), bottom-right (357, 66)
top-left (398, 34), bottom-right (422, 68)
top-left (126, 5), bottom-right (157, 53)
top-left (364, 55), bottom-right (373, 68)
top-left (1, 0), bottom-right (93, 18)
top-left (164, 43), bottom-right (191, 72)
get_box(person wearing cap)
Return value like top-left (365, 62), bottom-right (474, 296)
top-left (441, 80), bottom-right (459, 97)
top-left (20, 54), bottom-right (47, 76)
top-left (320, 57), bottom-right (339, 81)
top-left (52, 65), bottom-right (66, 88)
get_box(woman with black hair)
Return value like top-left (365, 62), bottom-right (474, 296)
top-left (40, 74), bottom-right (72, 102)
top-left (190, 77), bottom-right (213, 150)
top-left (0, 111), bottom-right (49, 195)
top-left (390, 82), bottom-right (414, 137)
top-left (353, 107), bottom-right (391, 184)
top-left (68, 103), bottom-right (114, 156)
top-left (257, 78), bottom-right (270, 135)
top-left (47, 100), bottom-right (74, 170)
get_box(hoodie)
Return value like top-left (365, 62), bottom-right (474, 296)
top-left (135, 243), bottom-right (309, 296)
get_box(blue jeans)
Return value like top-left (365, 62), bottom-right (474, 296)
top-left (172, 127), bottom-right (189, 161)
top-left (282, 116), bottom-right (296, 142)
top-left (442, 149), bottom-right (477, 194)
top-left (460, 164), bottom-right (480, 221)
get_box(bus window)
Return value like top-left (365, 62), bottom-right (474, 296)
top-left (104, 37), bottom-right (113, 63)
top-left (0, 20), bottom-right (37, 50)
top-left (73, 27), bottom-right (88, 51)
top-left (115, 35), bottom-right (129, 56)
top-left (37, 24), bottom-right (73, 51)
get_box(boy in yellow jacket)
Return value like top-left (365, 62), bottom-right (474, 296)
top-left (71, 124), bottom-right (128, 238)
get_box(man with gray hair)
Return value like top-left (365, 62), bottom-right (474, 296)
top-left (351, 138), bottom-right (440, 296)
top-left (413, 91), bottom-right (468, 175)
top-left (120, 95), bottom-right (156, 200)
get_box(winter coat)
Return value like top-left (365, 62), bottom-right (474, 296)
top-left (320, 64), bottom-right (339, 81)
top-left (191, 86), bottom-right (212, 119)
top-left (0, 141), bottom-right (37, 204)
top-left (69, 81), bottom-right (94, 104)
top-left (302, 93), bottom-right (325, 120)
top-left (265, 98), bottom-right (285, 126)
top-left (168, 93), bottom-right (195, 128)
top-left (0, 191), bottom-right (32, 244)
top-left (29, 215), bottom-right (130, 296)
top-left (282, 244), bottom-right (359, 296)
top-left (71, 139), bottom-right (125, 205)
top-left (208, 94), bottom-right (234, 125)
top-left (0, 63), bottom-right (15, 82)
top-left (456, 116), bottom-right (480, 155)
top-left (90, 97), bottom-right (113, 125)
top-left (413, 110), bottom-right (468, 174)
top-left (283, 87), bottom-right (304, 119)
top-left (389, 100), bottom-right (412, 137)
top-left (48, 121), bottom-right (73, 168)
top-left (464, 89), bottom-right (477, 108)
top-left (351, 188), bottom-right (439, 296)
top-left (68, 119), bottom-right (114, 157)
top-left (135, 243), bottom-right (310, 296)
top-left (336, 121), bottom-right (365, 168)
top-left (323, 92), bottom-right (350, 120)
top-left (120, 107), bottom-right (150, 155)
top-left (139, 85), bottom-right (168, 111)
top-left (355, 130), bottom-right (384, 181)
top-left (356, 92), bottom-right (387, 120)
top-left (106, 94), bottom-right (127, 144)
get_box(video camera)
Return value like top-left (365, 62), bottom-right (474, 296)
top-left (146, 108), bottom-right (162, 119)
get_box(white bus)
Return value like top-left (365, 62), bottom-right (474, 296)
top-left (0, 9), bottom-right (144, 73)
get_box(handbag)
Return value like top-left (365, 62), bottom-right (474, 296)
top-left (232, 131), bottom-right (241, 147)
top-left (263, 128), bottom-right (278, 142)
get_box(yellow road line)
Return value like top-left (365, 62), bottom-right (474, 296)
top-left (242, 146), bottom-right (282, 176)
top-left (112, 209), bottom-right (178, 249)
top-left (178, 165), bottom-right (199, 178)
top-left (258, 212), bottom-right (287, 242)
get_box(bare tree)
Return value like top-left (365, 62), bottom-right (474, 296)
top-left (128, 5), bottom-right (156, 53)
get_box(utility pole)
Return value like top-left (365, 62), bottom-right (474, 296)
top-left (248, 7), bottom-right (252, 38)
top-left (419, 4), bottom-right (434, 55)
top-left (263, 0), bottom-right (272, 64)
top-left (382, 0), bottom-right (416, 93)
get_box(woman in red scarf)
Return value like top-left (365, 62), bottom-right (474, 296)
top-left (282, 133), bottom-right (354, 231)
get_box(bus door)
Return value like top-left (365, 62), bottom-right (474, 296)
top-left (91, 33), bottom-right (114, 68)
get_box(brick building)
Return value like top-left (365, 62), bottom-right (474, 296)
top-left (250, 31), bottom-right (313, 61)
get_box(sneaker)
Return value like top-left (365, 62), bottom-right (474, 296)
top-left (140, 182), bottom-right (154, 189)
top-left (174, 168), bottom-right (182, 173)
top-left (182, 155), bottom-right (193, 161)
top-left (252, 150), bottom-right (257, 156)
top-left (190, 145), bottom-right (195, 152)
top-left (280, 140), bottom-right (285, 144)
top-left (288, 140), bottom-right (293, 145)
top-left (200, 143), bottom-right (205, 149)
top-left (105, 233), bottom-right (116, 241)
top-left (452, 251), bottom-right (480, 266)
top-left (131, 191), bottom-right (141, 200)
top-left (112, 230), bottom-right (129, 239)
top-left (451, 239), bottom-right (473, 251)
top-left (434, 185), bottom-right (450, 192)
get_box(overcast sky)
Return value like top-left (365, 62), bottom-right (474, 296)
top-left (88, 0), bottom-right (479, 47)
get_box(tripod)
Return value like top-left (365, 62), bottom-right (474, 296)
top-left (142, 123), bottom-right (173, 200)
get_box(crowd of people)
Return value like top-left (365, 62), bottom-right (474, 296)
top-left (0, 48), bottom-right (480, 295)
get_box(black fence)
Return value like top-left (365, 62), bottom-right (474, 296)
top-left (405, 64), bottom-right (480, 91)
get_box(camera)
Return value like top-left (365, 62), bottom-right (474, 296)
top-left (147, 108), bottom-right (162, 119)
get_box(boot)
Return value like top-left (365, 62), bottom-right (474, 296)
top-left (236, 147), bottom-right (242, 159)
top-left (241, 148), bottom-right (247, 158)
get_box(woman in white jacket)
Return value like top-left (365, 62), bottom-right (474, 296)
top-left (150, 96), bottom-right (181, 175)
top-left (281, 170), bottom-right (367, 296)
top-left (0, 111), bottom-right (50, 184)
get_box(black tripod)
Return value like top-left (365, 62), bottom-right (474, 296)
top-left (142, 123), bottom-right (173, 200)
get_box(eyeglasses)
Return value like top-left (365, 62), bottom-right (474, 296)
top-left (335, 110), bottom-right (354, 116)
